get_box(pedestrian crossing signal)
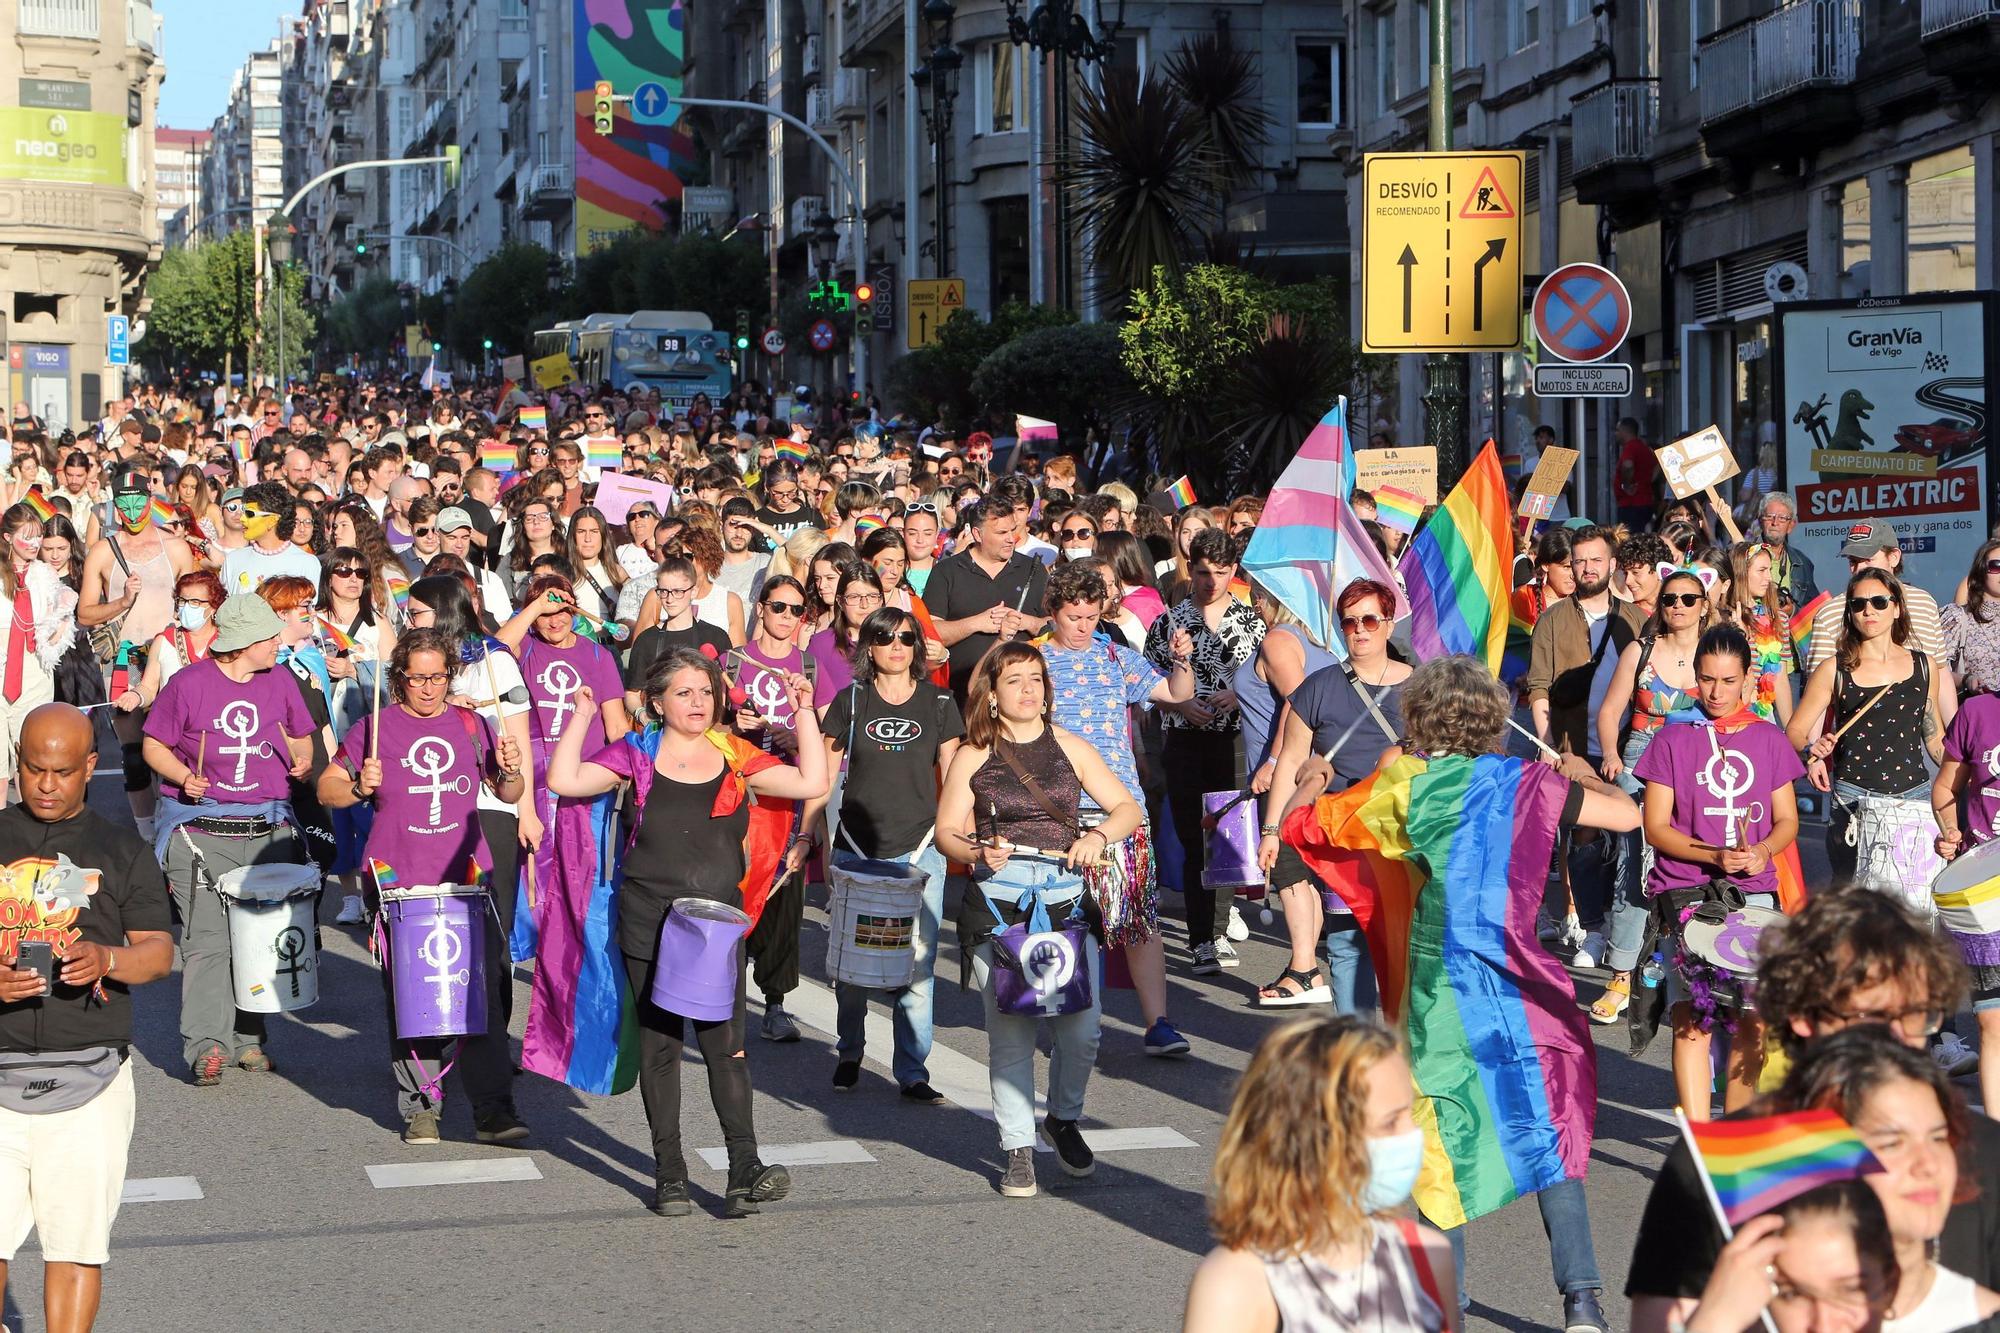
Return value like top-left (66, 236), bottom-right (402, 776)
top-left (593, 81), bottom-right (615, 136)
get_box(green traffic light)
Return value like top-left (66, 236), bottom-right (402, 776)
top-left (482, 338), bottom-right (493, 350)
top-left (355, 240), bottom-right (367, 255)
top-left (735, 335), bottom-right (750, 349)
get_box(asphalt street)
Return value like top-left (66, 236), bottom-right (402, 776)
top-left (0, 759), bottom-right (1887, 1333)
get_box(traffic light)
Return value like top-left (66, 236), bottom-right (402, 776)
top-left (482, 338), bottom-right (493, 351)
top-left (593, 81), bottom-right (615, 135)
top-left (354, 237), bottom-right (367, 256)
top-left (854, 282), bottom-right (876, 336)
top-left (734, 308), bottom-right (750, 350)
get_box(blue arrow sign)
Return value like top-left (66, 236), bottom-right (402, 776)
top-left (630, 81), bottom-right (673, 125)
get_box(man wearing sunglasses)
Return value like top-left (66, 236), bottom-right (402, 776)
top-left (1797, 519), bottom-right (1949, 684)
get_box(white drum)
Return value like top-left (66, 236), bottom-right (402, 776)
top-left (1932, 837), bottom-right (2000, 968)
top-left (1850, 793), bottom-right (1943, 924)
top-left (217, 862), bottom-right (322, 1013)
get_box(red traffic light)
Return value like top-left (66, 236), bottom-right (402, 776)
top-left (854, 283), bottom-right (875, 304)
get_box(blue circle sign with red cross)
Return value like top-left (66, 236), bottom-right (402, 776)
top-left (809, 318), bottom-right (838, 352)
top-left (1532, 263), bottom-right (1632, 364)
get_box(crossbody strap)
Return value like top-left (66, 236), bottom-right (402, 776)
top-left (994, 737), bottom-right (1079, 841)
top-left (1342, 662), bottom-right (1400, 746)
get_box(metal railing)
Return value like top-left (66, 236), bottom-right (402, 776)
top-left (1571, 78), bottom-right (1657, 171)
top-left (128, 0), bottom-right (160, 51)
top-left (1923, 0), bottom-right (2000, 36)
top-left (18, 0), bottom-right (100, 39)
top-left (1698, 0), bottom-right (1862, 124)
top-left (527, 161), bottom-right (570, 198)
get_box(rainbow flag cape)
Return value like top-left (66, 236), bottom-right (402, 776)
top-left (774, 437), bottom-right (812, 464)
top-left (585, 436), bottom-right (621, 470)
top-left (1239, 397), bottom-right (1405, 656)
top-left (1165, 475), bottom-right (1198, 510)
top-left (1283, 753), bottom-right (1593, 1226)
top-left (478, 439), bottom-right (517, 475)
top-left (1790, 590), bottom-right (1830, 664)
top-left (1398, 441), bottom-right (1514, 674)
top-left (1683, 1109), bottom-right (1881, 1228)
top-left (517, 405), bottom-right (547, 431)
top-left (21, 489), bottom-right (54, 522)
top-left (1373, 485), bottom-right (1426, 534)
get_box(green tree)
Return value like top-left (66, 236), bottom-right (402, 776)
top-left (322, 272), bottom-right (406, 362)
top-left (447, 242), bottom-right (558, 361)
top-left (144, 232), bottom-right (257, 374)
top-left (970, 323), bottom-right (1132, 446)
top-left (563, 230), bottom-right (766, 324)
top-left (881, 301), bottom-right (1076, 431)
top-left (255, 261), bottom-right (316, 380)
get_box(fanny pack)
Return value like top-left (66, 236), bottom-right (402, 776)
top-left (0, 1046), bottom-right (124, 1115)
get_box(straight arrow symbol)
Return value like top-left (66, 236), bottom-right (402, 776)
top-left (1398, 245), bottom-right (1417, 334)
top-left (1473, 237), bottom-right (1506, 333)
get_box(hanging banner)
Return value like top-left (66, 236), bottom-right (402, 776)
top-left (1778, 293), bottom-right (1996, 607)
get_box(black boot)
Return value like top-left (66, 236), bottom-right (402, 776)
top-left (650, 1179), bottom-right (691, 1217)
top-left (724, 1160), bottom-right (792, 1218)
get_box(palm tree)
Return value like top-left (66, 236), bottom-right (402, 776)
top-left (1066, 68), bottom-right (1216, 311)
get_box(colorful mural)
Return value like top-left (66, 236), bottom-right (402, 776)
top-left (574, 0), bottom-right (695, 254)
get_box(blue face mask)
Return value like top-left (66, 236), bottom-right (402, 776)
top-left (1361, 1128), bottom-right (1426, 1212)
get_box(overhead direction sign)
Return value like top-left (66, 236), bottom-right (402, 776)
top-left (1532, 263), bottom-right (1633, 363)
top-left (906, 277), bottom-right (965, 349)
top-left (1362, 151), bottom-right (1524, 353)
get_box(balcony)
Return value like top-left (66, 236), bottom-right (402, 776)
top-left (521, 161), bottom-right (571, 221)
top-left (1921, 0), bottom-right (2000, 84)
top-left (127, 0), bottom-right (160, 52)
top-left (840, 0), bottom-right (902, 66)
top-left (1570, 79), bottom-right (1657, 214)
top-left (18, 0), bottom-right (100, 39)
top-left (831, 66), bottom-right (868, 121)
top-left (1696, 0), bottom-right (1862, 162)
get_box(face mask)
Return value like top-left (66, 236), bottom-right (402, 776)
top-left (178, 603), bottom-right (209, 630)
top-left (243, 510), bottom-right (279, 542)
top-left (1063, 546), bottom-right (1093, 561)
top-left (1361, 1128), bottom-right (1426, 1212)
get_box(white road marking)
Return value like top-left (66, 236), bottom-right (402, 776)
top-left (364, 1158), bottom-right (543, 1189)
top-left (696, 1139), bottom-right (876, 1170)
top-left (782, 976), bottom-right (1001, 1116)
top-left (1598, 1097), bottom-right (1679, 1128)
top-left (1038, 1126), bottom-right (1198, 1154)
top-left (122, 1176), bottom-right (203, 1203)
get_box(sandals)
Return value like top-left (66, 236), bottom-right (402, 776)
top-left (1257, 967), bottom-right (1332, 1008)
top-left (1589, 974), bottom-right (1632, 1025)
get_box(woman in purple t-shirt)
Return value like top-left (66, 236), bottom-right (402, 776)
top-left (1633, 624), bottom-right (1804, 1120)
top-left (320, 628), bottom-right (528, 1146)
top-left (1932, 688), bottom-right (2000, 1113)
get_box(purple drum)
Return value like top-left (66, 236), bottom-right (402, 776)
top-left (1202, 790), bottom-right (1266, 894)
top-left (652, 899), bottom-right (752, 1022)
top-left (382, 887), bottom-right (490, 1040)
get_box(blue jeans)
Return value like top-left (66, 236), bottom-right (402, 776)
top-left (1605, 744), bottom-right (1654, 973)
top-left (832, 843), bottom-right (946, 1089)
top-left (1324, 922), bottom-right (1377, 1014)
top-left (1434, 1176), bottom-right (1602, 1306)
top-left (971, 857), bottom-right (1101, 1151)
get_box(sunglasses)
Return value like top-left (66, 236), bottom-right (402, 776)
top-left (1850, 594), bottom-right (1898, 612)
top-left (413, 527), bottom-right (434, 539)
top-left (762, 599), bottom-right (805, 615)
top-left (1056, 528), bottom-right (1094, 542)
top-left (1659, 591), bottom-right (1706, 608)
top-left (1340, 614), bottom-right (1386, 633)
top-left (906, 502), bottom-right (940, 516)
top-left (331, 565), bottom-right (366, 578)
top-left (870, 629), bottom-right (920, 647)
top-left (223, 502), bottom-right (244, 514)
top-left (1985, 560), bottom-right (2000, 575)
top-left (528, 447), bottom-right (551, 458)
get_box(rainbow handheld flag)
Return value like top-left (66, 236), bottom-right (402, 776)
top-left (20, 489), bottom-right (54, 522)
top-left (1398, 441), bottom-right (1514, 674)
top-left (368, 857), bottom-right (399, 891)
top-left (147, 497), bottom-right (177, 530)
top-left (1681, 1109), bottom-right (1882, 1229)
top-left (478, 439), bottom-right (517, 475)
top-left (1373, 485), bottom-right (1426, 534)
top-left (584, 436), bottom-right (621, 470)
top-left (1789, 590), bottom-right (1830, 666)
top-left (316, 616), bottom-right (358, 654)
top-left (773, 437), bottom-right (812, 464)
top-left (517, 405), bottom-right (547, 431)
top-left (382, 572), bottom-right (412, 614)
top-left (1284, 753), bottom-right (1592, 1226)
top-left (1239, 397), bottom-right (1405, 656)
top-left (1165, 476), bottom-right (1198, 510)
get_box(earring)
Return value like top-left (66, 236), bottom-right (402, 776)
top-left (988, 695), bottom-right (999, 718)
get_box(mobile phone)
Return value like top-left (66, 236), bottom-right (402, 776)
top-left (14, 941), bottom-right (53, 987)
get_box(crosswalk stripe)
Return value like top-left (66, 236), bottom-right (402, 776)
top-left (364, 1158), bottom-right (543, 1189)
top-left (781, 976), bottom-right (1001, 1116)
top-left (695, 1139), bottom-right (876, 1170)
top-left (122, 1176), bottom-right (203, 1203)
top-left (1038, 1126), bottom-right (1198, 1154)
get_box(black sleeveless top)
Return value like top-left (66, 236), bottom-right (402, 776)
top-left (1831, 652), bottom-right (1931, 795)
top-left (971, 729), bottom-right (1083, 851)
top-left (617, 768), bottom-right (749, 958)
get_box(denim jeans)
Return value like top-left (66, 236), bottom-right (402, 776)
top-left (1324, 920), bottom-right (1377, 1014)
top-left (832, 842), bottom-right (946, 1089)
top-left (970, 857), bottom-right (1101, 1151)
top-left (1433, 1176), bottom-right (1602, 1306)
top-left (1604, 745), bottom-right (1655, 973)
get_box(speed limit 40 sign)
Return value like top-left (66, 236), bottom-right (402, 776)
top-left (760, 328), bottom-right (787, 356)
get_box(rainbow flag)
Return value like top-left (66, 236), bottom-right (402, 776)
top-left (584, 436), bottom-right (621, 470)
top-left (1790, 590), bottom-right (1830, 665)
top-left (1398, 441), bottom-right (1514, 673)
top-left (854, 514), bottom-right (885, 537)
top-left (1165, 475), bottom-right (1198, 510)
top-left (517, 405), bottom-right (547, 431)
top-left (1374, 485), bottom-right (1426, 534)
top-left (368, 857), bottom-right (399, 891)
top-left (1683, 1109), bottom-right (1882, 1228)
top-left (147, 497), bottom-right (177, 530)
top-left (1239, 397), bottom-right (1405, 656)
top-left (20, 489), bottom-right (53, 522)
top-left (1284, 753), bottom-right (1592, 1226)
top-left (383, 571), bottom-right (412, 613)
top-left (316, 616), bottom-right (358, 654)
top-left (478, 439), bottom-right (517, 475)
top-left (1501, 593), bottom-right (1536, 687)
top-left (773, 437), bottom-right (812, 464)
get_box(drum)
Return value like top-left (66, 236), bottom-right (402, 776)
top-left (825, 857), bottom-right (926, 990)
top-left (217, 862), bottom-right (322, 1014)
top-left (381, 886), bottom-right (491, 1039)
top-left (1850, 793), bottom-right (1944, 922)
top-left (1933, 838), bottom-right (2000, 967)
top-left (1681, 904), bottom-right (1788, 976)
top-left (1202, 790), bottom-right (1266, 893)
top-left (652, 899), bottom-right (751, 1022)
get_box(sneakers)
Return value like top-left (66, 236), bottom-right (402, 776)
top-left (832, 1060), bottom-right (861, 1091)
top-left (402, 1111), bottom-right (442, 1146)
top-left (335, 894), bottom-right (366, 925)
top-left (235, 1047), bottom-right (274, 1072)
top-left (1143, 1019), bottom-right (1191, 1057)
top-left (1555, 914), bottom-right (1589, 955)
top-left (999, 1147), bottom-right (1038, 1198)
top-left (724, 1161), bottom-right (792, 1218)
top-left (1225, 904), bottom-right (1250, 942)
top-left (1571, 931), bottom-right (1607, 970)
top-left (1214, 939), bottom-right (1241, 969)
top-left (650, 1180), bottom-right (692, 1217)
top-left (760, 1003), bottom-right (801, 1043)
top-left (191, 1045), bottom-right (226, 1086)
top-left (1563, 1287), bottom-right (1609, 1333)
top-left (1189, 941), bottom-right (1222, 976)
top-left (1043, 1116), bottom-right (1096, 1178)
top-left (900, 1081), bottom-right (947, 1105)
top-left (1935, 1031), bottom-right (1980, 1077)
top-left (475, 1108), bottom-right (531, 1144)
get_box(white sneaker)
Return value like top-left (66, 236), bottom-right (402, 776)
top-left (1935, 1032), bottom-right (1980, 1077)
top-left (1214, 939), bottom-right (1241, 969)
top-left (1572, 931), bottom-right (1607, 970)
top-left (335, 895), bottom-right (365, 925)
top-left (1225, 904), bottom-right (1250, 942)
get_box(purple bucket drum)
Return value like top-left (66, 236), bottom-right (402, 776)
top-left (1202, 790), bottom-right (1267, 898)
top-left (652, 898), bottom-right (752, 1022)
top-left (382, 887), bottom-right (490, 1040)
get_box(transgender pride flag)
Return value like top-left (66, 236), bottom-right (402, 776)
top-left (1239, 397), bottom-right (1406, 655)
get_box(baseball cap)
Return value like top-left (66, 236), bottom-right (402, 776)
top-left (1840, 520), bottom-right (1901, 560)
top-left (436, 507), bottom-right (473, 533)
top-left (111, 471), bottom-right (149, 497)
top-left (210, 595), bottom-right (285, 654)
top-left (221, 487), bottom-right (245, 505)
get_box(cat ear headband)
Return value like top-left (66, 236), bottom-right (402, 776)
top-left (1656, 562), bottom-right (1721, 593)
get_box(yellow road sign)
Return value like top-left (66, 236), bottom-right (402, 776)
top-left (1361, 151), bottom-right (1524, 354)
top-left (906, 277), bottom-right (966, 350)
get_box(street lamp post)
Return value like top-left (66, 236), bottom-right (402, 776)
top-left (910, 0), bottom-right (962, 277)
top-left (1002, 0), bottom-right (1126, 312)
top-left (265, 209), bottom-right (292, 393)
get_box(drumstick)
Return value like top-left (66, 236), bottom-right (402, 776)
top-left (195, 730), bottom-right (206, 779)
top-left (370, 633), bottom-right (383, 762)
top-left (1825, 681), bottom-right (1895, 745)
top-left (524, 855), bottom-right (538, 911)
top-left (1505, 717), bottom-right (1563, 762)
top-left (482, 645), bottom-right (505, 717)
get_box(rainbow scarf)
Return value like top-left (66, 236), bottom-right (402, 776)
top-left (1399, 441), bottom-right (1514, 673)
top-left (1684, 1109), bottom-right (1882, 1227)
top-left (1284, 753), bottom-right (1593, 1226)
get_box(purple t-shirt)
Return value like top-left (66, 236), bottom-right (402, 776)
top-left (805, 631), bottom-right (856, 700)
top-left (1633, 718), bottom-right (1805, 898)
top-left (340, 705), bottom-right (494, 886)
top-left (735, 641), bottom-right (803, 742)
top-left (519, 634), bottom-right (623, 751)
top-left (144, 658), bottom-right (314, 803)
top-left (1945, 694), bottom-right (2000, 846)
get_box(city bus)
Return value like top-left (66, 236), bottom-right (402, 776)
top-left (559, 310), bottom-right (734, 411)
top-left (529, 321), bottom-right (580, 367)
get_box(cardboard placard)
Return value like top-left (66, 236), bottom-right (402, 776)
top-left (500, 354), bottom-right (526, 381)
top-left (530, 353), bottom-right (580, 391)
top-left (1354, 446), bottom-right (1439, 504)
top-left (1656, 425), bottom-right (1740, 500)
top-left (592, 471), bottom-right (677, 524)
top-left (1517, 446), bottom-right (1579, 518)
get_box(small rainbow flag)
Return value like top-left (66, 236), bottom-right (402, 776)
top-left (1227, 575), bottom-right (1251, 604)
top-left (383, 571), bottom-right (412, 613)
top-left (1683, 1108), bottom-right (1882, 1228)
top-left (496, 379), bottom-right (519, 408)
top-left (1374, 485), bottom-right (1426, 534)
top-left (147, 497), bottom-right (177, 530)
top-left (854, 514), bottom-right (886, 537)
top-left (518, 405), bottom-right (547, 431)
top-left (369, 857), bottom-right (399, 890)
top-left (20, 489), bottom-right (54, 522)
top-left (1165, 476), bottom-right (1198, 510)
top-left (585, 436), bottom-right (621, 470)
top-left (478, 439), bottom-right (517, 474)
top-left (774, 437), bottom-right (812, 464)
top-left (1790, 590), bottom-right (1831, 665)
top-left (316, 616), bottom-right (358, 653)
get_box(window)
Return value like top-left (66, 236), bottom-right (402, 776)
top-left (537, 44), bottom-right (548, 98)
top-left (1563, 0), bottom-right (1591, 25)
top-left (1840, 177), bottom-right (1870, 284)
top-left (988, 196), bottom-right (1030, 306)
top-left (1909, 147), bottom-right (1976, 294)
top-left (1296, 41), bottom-right (1339, 127)
top-left (1689, 0), bottom-right (1711, 87)
top-left (981, 42), bottom-right (1023, 134)
top-left (1369, 11), bottom-right (1396, 115)
top-left (1508, 0), bottom-right (1540, 50)
top-left (253, 106), bottom-right (281, 132)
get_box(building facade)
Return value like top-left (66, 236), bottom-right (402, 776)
top-left (0, 0), bottom-right (165, 429)
top-left (200, 38), bottom-right (289, 244)
top-left (154, 126), bottom-right (209, 248)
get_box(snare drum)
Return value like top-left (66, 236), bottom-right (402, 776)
top-left (1933, 838), bottom-right (2000, 967)
top-left (380, 886), bottom-right (491, 1039)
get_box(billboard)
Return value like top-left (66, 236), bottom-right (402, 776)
top-left (574, 0), bottom-right (694, 255)
top-left (1778, 293), bottom-right (1996, 608)
top-left (0, 108), bottom-right (127, 187)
